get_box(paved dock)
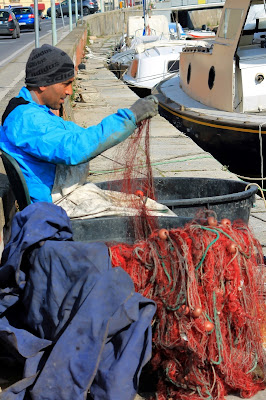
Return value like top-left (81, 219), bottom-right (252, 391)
top-left (73, 34), bottom-right (266, 257)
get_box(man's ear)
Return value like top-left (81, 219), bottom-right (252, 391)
top-left (39, 86), bottom-right (48, 93)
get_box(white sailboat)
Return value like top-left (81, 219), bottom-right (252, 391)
top-left (108, 6), bottom-right (171, 79)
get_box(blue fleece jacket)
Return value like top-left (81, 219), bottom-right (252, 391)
top-left (0, 87), bottom-right (137, 202)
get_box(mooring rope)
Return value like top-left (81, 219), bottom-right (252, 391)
top-left (258, 122), bottom-right (265, 189)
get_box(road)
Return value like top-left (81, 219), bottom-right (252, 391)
top-left (0, 16), bottom-right (79, 67)
top-left (0, 16), bottom-right (81, 111)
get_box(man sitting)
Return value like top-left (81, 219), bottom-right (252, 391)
top-left (0, 44), bottom-right (158, 216)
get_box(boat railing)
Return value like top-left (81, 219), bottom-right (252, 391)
top-left (182, 42), bottom-right (213, 53)
top-left (134, 28), bottom-right (157, 37)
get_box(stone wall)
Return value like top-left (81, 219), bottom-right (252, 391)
top-left (189, 8), bottom-right (223, 29)
top-left (85, 7), bottom-right (222, 36)
top-left (86, 8), bottom-right (143, 37)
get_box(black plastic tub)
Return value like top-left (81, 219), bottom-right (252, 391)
top-left (95, 177), bottom-right (257, 224)
top-left (71, 215), bottom-right (191, 244)
top-left (71, 177), bottom-right (257, 244)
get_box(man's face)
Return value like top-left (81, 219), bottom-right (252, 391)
top-left (40, 77), bottom-right (75, 110)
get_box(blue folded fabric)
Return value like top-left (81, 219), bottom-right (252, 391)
top-left (0, 202), bottom-right (156, 400)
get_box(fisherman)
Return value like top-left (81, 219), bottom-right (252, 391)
top-left (0, 44), bottom-right (158, 212)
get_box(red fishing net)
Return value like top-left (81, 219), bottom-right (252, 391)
top-left (107, 118), bottom-right (159, 240)
top-left (108, 120), bottom-right (266, 399)
top-left (110, 218), bottom-right (266, 399)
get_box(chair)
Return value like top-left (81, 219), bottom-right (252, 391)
top-left (1, 150), bottom-right (31, 210)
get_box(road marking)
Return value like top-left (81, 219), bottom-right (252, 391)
top-left (0, 69), bottom-right (25, 101)
top-left (0, 40), bottom-right (35, 67)
top-left (0, 29), bottom-right (54, 68)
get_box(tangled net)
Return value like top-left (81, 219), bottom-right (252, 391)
top-left (106, 119), bottom-right (158, 240)
top-left (108, 119), bottom-right (266, 399)
top-left (110, 216), bottom-right (266, 399)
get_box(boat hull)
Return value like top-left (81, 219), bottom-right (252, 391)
top-left (156, 92), bottom-right (266, 180)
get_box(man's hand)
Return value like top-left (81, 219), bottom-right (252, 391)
top-left (130, 95), bottom-right (159, 124)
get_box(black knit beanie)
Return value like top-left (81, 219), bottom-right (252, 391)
top-left (25, 44), bottom-right (75, 87)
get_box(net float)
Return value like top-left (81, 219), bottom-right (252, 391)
top-left (158, 228), bottom-right (169, 240)
top-left (135, 190), bottom-right (144, 197)
top-left (192, 306), bottom-right (203, 318)
top-left (207, 216), bottom-right (217, 227)
top-left (220, 218), bottom-right (231, 227)
top-left (227, 242), bottom-right (238, 254)
top-left (177, 304), bottom-right (189, 315)
top-left (204, 320), bottom-right (214, 332)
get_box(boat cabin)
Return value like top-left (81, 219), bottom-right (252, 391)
top-left (179, 0), bottom-right (266, 113)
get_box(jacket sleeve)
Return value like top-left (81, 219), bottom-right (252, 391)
top-left (3, 105), bottom-right (137, 165)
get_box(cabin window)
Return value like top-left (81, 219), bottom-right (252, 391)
top-left (168, 60), bottom-right (179, 73)
top-left (218, 8), bottom-right (244, 40)
top-left (208, 66), bottom-right (215, 90)
top-left (187, 63), bottom-right (191, 84)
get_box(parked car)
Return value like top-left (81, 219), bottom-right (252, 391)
top-left (47, 0), bottom-right (98, 18)
top-left (0, 8), bottom-right (20, 39)
top-left (11, 6), bottom-right (41, 31)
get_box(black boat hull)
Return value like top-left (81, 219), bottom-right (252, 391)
top-left (158, 100), bottom-right (266, 180)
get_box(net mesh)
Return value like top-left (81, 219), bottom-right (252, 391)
top-left (107, 120), bottom-right (266, 399)
top-left (110, 219), bottom-right (266, 399)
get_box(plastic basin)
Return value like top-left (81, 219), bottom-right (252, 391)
top-left (95, 177), bottom-right (257, 223)
top-left (71, 177), bottom-right (257, 244)
top-left (71, 215), bottom-right (190, 244)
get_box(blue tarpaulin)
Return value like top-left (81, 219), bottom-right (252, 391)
top-left (0, 203), bottom-right (156, 399)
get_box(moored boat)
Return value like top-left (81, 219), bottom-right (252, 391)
top-left (154, 0), bottom-right (266, 184)
top-left (169, 22), bottom-right (216, 40)
top-left (123, 39), bottom-right (212, 96)
top-left (108, 14), bottom-right (170, 79)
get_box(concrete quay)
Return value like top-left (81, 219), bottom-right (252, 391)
top-left (74, 34), bottom-right (266, 257)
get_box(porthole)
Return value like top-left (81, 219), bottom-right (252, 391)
top-left (255, 73), bottom-right (264, 84)
top-left (208, 66), bottom-right (215, 90)
top-left (187, 63), bottom-right (191, 84)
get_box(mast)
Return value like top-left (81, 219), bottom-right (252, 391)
top-left (143, 0), bottom-right (149, 35)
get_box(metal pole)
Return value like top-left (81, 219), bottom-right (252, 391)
top-left (74, 0), bottom-right (78, 26)
top-left (51, 0), bottom-right (57, 45)
top-left (68, 0), bottom-right (73, 32)
top-left (80, 0), bottom-right (83, 21)
top-left (59, 2), bottom-right (65, 27)
top-left (33, 0), bottom-right (39, 47)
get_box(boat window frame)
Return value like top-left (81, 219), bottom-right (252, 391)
top-left (167, 60), bottom-right (179, 74)
top-left (218, 8), bottom-right (245, 40)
